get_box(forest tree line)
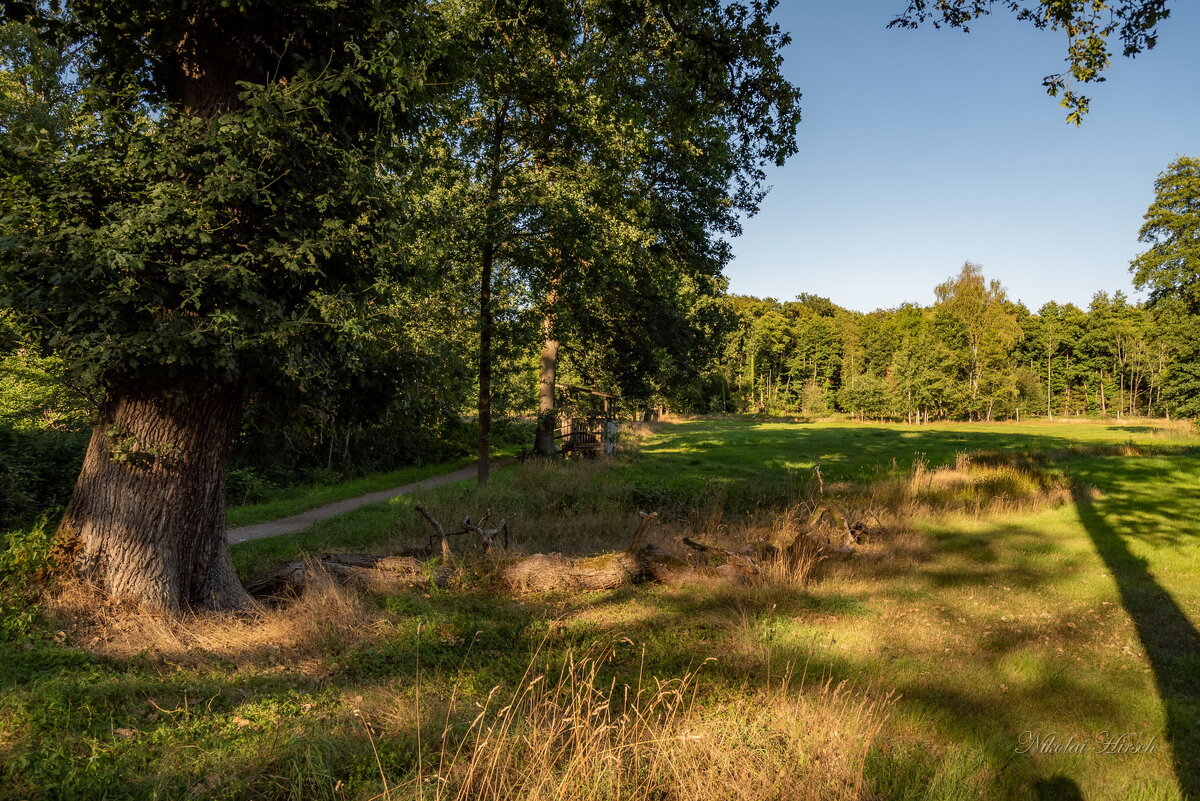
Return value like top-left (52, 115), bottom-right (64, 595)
top-left (706, 263), bottom-right (1200, 423)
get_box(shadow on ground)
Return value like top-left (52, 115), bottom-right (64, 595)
top-left (1073, 485), bottom-right (1200, 799)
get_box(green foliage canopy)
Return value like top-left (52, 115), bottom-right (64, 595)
top-left (0, 2), bottom-right (449, 397)
top-left (714, 265), bottom-right (1192, 421)
top-left (1131, 156), bottom-right (1200, 314)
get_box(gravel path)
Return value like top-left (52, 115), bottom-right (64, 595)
top-left (227, 458), bottom-right (513, 544)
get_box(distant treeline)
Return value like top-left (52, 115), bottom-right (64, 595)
top-left (704, 263), bottom-right (1200, 422)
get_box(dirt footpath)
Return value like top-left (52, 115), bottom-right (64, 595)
top-left (227, 459), bottom-right (512, 544)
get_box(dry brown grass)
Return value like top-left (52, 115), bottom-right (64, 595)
top-left (49, 447), bottom-right (1075, 670)
top-left (388, 644), bottom-right (892, 801)
top-left (45, 563), bottom-right (385, 669)
top-left (864, 454), bottom-right (1074, 518)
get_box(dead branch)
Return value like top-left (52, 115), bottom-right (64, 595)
top-left (416, 506), bottom-right (510, 556)
top-left (415, 505), bottom-right (454, 560)
top-left (628, 511), bottom-right (658, 551)
top-left (803, 503), bottom-right (857, 553)
top-left (463, 509), bottom-right (508, 553)
top-left (681, 537), bottom-right (761, 580)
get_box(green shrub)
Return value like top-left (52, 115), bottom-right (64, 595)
top-left (225, 467), bottom-right (280, 506)
top-left (0, 425), bottom-right (87, 528)
top-left (0, 519), bottom-right (55, 640)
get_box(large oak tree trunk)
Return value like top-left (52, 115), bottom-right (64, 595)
top-left (51, 17), bottom-right (260, 612)
top-left (57, 384), bottom-right (251, 612)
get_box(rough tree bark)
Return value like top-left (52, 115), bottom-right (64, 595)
top-left (57, 384), bottom-right (251, 611)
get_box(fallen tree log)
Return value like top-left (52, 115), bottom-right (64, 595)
top-left (500, 541), bottom-right (768, 592)
top-left (500, 514), bottom-right (767, 593)
top-left (246, 553), bottom-right (452, 596)
top-left (499, 544), bottom-right (714, 591)
top-left (502, 551), bottom-right (644, 592)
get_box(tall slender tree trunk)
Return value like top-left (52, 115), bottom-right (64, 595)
top-left (533, 323), bottom-right (560, 457)
top-left (1046, 348), bottom-right (1053, 419)
top-left (475, 99), bottom-right (510, 485)
top-left (57, 383), bottom-right (250, 612)
top-left (477, 237), bottom-right (496, 485)
top-left (747, 351), bottom-right (756, 411)
top-left (533, 280), bottom-right (560, 458)
top-left (1070, 352), bottom-right (1080, 412)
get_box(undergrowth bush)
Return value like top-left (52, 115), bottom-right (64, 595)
top-left (225, 467), bottom-right (281, 506)
top-left (0, 425), bottom-right (87, 529)
top-left (0, 519), bottom-right (54, 640)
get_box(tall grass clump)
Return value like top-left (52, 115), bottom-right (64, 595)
top-left (400, 647), bottom-right (891, 801)
top-left (864, 454), bottom-right (1071, 519)
top-left (386, 458), bottom-right (636, 558)
top-left (728, 504), bottom-right (827, 589)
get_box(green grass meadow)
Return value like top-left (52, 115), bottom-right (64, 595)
top-left (629, 416), bottom-right (1190, 480)
top-left (3, 417), bottom-right (1199, 800)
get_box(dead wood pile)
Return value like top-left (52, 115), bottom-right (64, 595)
top-left (245, 502), bottom-right (880, 597)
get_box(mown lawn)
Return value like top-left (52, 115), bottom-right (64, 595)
top-left (2, 417), bottom-right (1198, 800)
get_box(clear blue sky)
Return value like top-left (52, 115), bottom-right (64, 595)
top-left (726, 1), bottom-right (1200, 313)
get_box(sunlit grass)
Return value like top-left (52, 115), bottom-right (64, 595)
top-left (629, 416), bottom-right (1197, 483)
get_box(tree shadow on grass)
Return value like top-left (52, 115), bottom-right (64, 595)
top-left (1034, 775), bottom-right (1087, 800)
top-left (1073, 487), bottom-right (1200, 799)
